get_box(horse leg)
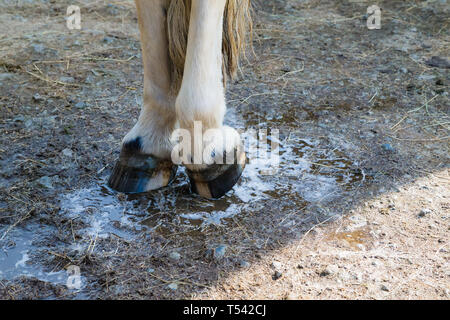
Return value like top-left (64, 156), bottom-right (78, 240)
top-left (108, 0), bottom-right (177, 193)
top-left (174, 0), bottom-right (245, 199)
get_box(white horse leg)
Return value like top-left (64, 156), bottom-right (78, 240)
top-left (108, 0), bottom-right (177, 193)
top-left (175, 0), bottom-right (245, 198)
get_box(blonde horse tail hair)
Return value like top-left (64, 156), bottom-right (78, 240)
top-left (167, 0), bottom-right (252, 92)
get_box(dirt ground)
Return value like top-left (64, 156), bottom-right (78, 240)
top-left (0, 0), bottom-right (449, 300)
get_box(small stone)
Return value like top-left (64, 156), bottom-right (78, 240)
top-left (213, 245), bottom-right (227, 260)
top-left (147, 268), bottom-right (155, 273)
top-left (381, 143), bottom-right (394, 152)
top-left (167, 283), bottom-right (178, 291)
top-left (74, 101), bottom-right (85, 109)
top-left (60, 76), bottom-right (75, 84)
top-left (381, 285), bottom-right (389, 292)
top-left (272, 271), bottom-right (282, 280)
top-left (239, 260), bottom-right (250, 268)
top-left (425, 56), bottom-right (450, 69)
top-left (36, 176), bottom-right (54, 189)
top-left (33, 93), bottom-right (43, 102)
top-left (169, 251), bottom-right (181, 261)
top-left (103, 36), bottom-right (115, 44)
top-left (418, 74), bottom-right (436, 81)
top-left (62, 148), bottom-right (73, 158)
top-left (320, 264), bottom-right (339, 277)
top-left (418, 208), bottom-right (431, 217)
top-left (319, 270), bottom-right (330, 277)
top-left (271, 261), bottom-right (283, 271)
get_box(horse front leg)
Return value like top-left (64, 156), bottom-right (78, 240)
top-left (174, 0), bottom-right (246, 199)
top-left (108, 0), bottom-right (177, 193)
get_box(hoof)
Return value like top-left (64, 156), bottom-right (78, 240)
top-left (187, 151), bottom-right (246, 199)
top-left (108, 151), bottom-right (177, 194)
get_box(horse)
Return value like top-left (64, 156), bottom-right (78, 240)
top-left (108, 0), bottom-right (252, 199)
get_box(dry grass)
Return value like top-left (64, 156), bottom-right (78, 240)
top-left (0, 0), bottom-right (449, 299)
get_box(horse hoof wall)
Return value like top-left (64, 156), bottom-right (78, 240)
top-left (108, 153), bottom-right (177, 194)
top-left (187, 152), bottom-right (246, 199)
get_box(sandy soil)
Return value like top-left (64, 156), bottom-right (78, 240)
top-left (0, 0), bottom-right (448, 299)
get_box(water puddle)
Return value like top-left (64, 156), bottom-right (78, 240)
top-left (329, 229), bottom-right (372, 250)
top-left (0, 223), bottom-right (67, 285)
top-left (0, 106), bottom-right (367, 288)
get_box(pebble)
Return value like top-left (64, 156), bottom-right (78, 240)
top-left (60, 76), bottom-right (75, 83)
top-left (62, 148), bottom-right (73, 158)
top-left (381, 285), bottom-right (389, 292)
top-left (75, 101), bottom-right (86, 109)
top-left (239, 260), bottom-right (250, 268)
top-left (272, 271), bottom-right (282, 280)
top-left (169, 251), bottom-right (181, 261)
top-left (418, 74), bottom-right (436, 81)
top-left (213, 245), bottom-right (227, 260)
top-left (418, 208), bottom-right (431, 217)
top-left (271, 261), bottom-right (283, 271)
top-left (381, 143), bottom-right (394, 152)
top-left (320, 264), bottom-right (339, 277)
top-left (33, 93), bottom-right (43, 102)
top-left (425, 56), bottom-right (450, 69)
top-left (103, 36), bottom-right (115, 44)
top-left (36, 176), bottom-right (54, 189)
top-left (167, 283), bottom-right (178, 291)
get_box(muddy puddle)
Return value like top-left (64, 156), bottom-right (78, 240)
top-left (0, 108), bottom-right (367, 294)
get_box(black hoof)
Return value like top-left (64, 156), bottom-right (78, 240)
top-left (186, 151), bottom-right (246, 199)
top-left (108, 151), bottom-right (177, 194)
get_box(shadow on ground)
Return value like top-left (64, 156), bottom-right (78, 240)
top-left (0, 0), bottom-right (448, 299)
